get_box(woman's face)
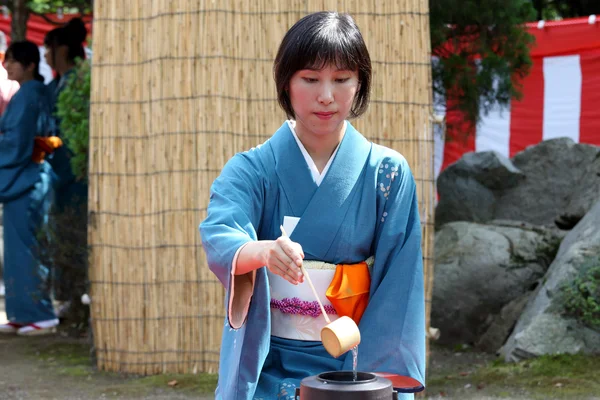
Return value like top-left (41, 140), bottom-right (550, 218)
top-left (44, 44), bottom-right (68, 70)
top-left (44, 45), bottom-right (54, 69)
top-left (4, 57), bottom-right (27, 82)
top-left (288, 63), bottom-right (359, 140)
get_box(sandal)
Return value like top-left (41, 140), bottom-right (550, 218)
top-left (16, 319), bottom-right (59, 336)
top-left (0, 322), bottom-right (23, 334)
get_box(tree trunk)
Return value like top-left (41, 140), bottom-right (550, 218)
top-left (10, 0), bottom-right (29, 42)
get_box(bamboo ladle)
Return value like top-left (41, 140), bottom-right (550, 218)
top-left (280, 226), bottom-right (361, 358)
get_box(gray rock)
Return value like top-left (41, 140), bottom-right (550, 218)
top-left (435, 176), bottom-right (496, 226)
top-left (436, 151), bottom-right (524, 226)
top-left (494, 138), bottom-right (600, 226)
top-left (435, 139), bottom-right (600, 228)
top-left (502, 315), bottom-right (600, 362)
top-left (476, 292), bottom-right (531, 353)
top-left (431, 221), bottom-right (560, 345)
top-left (500, 199), bottom-right (600, 362)
top-left (454, 151), bottom-right (526, 190)
top-left (555, 152), bottom-right (600, 229)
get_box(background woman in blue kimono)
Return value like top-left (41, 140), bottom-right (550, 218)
top-left (200, 12), bottom-right (425, 400)
top-left (0, 41), bottom-right (58, 336)
top-left (43, 18), bottom-right (88, 307)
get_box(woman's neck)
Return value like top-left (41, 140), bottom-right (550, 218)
top-left (17, 76), bottom-right (34, 86)
top-left (293, 120), bottom-right (345, 173)
top-left (56, 60), bottom-right (74, 76)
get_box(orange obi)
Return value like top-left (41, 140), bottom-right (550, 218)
top-left (326, 259), bottom-right (372, 325)
top-left (32, 136), bottom-right (63, 163)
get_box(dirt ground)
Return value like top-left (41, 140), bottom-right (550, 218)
top-left (1, 298), bottom-right (214, 400)
top-left (2, 335), bottom-right (599, 400)
top-left (1, 299), bottom-right (599, 400)
top-left (0, 335), bottom-right (213, 400)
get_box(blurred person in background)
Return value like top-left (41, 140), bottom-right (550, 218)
top-left (0, 41), bottom-right (58, 336)
top-left (0, 30), bottom-right (19, 297)
top-left (0, 31), bottom-right (20, 116)
top-left (43, 18), bottom-right (88, 316)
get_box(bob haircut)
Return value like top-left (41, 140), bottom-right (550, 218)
top-left (5, 41), bottom-right (44, 82)
top-left (273, 12), bottom-right (372, 119)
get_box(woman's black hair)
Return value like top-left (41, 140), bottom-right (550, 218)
top-left (5, 40), bottom-right (44, 82)
top-left (273, 12), bottom-right (372, 119)
top-left (44, 17), bottom-right (87, 65)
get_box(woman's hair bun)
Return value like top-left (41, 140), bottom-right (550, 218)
top-left (65, 17), bottom-right (87, 44)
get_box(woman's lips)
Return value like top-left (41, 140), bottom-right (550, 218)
top-left (314, 111), bottom-right (336, 120)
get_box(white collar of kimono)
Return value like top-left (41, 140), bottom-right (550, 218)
top-left (286, 119), bottom-right (346, 186)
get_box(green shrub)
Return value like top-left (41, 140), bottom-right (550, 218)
top-left (560, 255), bottom-right (600, 331)
top-left (44, 58), bottom-right (91, 336)
top-left (38, 202), bottom-right (90, 336)
top-left (56, 59), bottom-right (91, 181)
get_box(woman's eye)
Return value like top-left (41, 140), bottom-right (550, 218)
top-left (302, 77), bottom-right (318, 83)
top-left (336, 78), bottom-right (350, 83)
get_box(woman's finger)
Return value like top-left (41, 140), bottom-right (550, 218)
top-left (269, 260), bottom-right (300, 284)
top-left (273, 252), bottom-right (303, 281)
top-left (276, 237), bottom-right (304, 267)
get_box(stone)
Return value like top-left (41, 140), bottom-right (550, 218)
top-left (494, 138), bottom-right (599, 226)
top-left (500, 199), bottom-right (600, 362)
top-left (476, 292), bottom-right (531, 353)
top-left (431, 221), bottom-right (560, 345)
top-left (555, 152), bottom-right (600, 229)
top-left (435, 151), bottom-right (524, 226)
top-left (435, 139), bottom-right (600, 228)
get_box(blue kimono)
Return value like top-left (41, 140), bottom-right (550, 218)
top-left (0, 79), bottom-right (56, 323)
top-left (200, 122), bottom-right (425, 400)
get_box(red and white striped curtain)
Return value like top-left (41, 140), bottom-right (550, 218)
top-left (435, 16), bottom-right (600, 177)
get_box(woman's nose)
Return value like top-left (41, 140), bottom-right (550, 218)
top-left (318, 83), bottom-right (334, 105)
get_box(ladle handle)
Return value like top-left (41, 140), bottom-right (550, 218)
top-left (280, 225), bottom-right (331, 324)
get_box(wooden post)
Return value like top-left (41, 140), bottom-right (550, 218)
top-left (10, 0), bottom-right (29, 41)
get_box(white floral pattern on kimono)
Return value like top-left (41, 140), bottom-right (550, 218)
top-left (271, 310), bottom-right (320, 340)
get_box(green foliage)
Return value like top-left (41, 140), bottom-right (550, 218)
top-left (56, 59), bottom-right (91, 182)
top-left (35, 61), bottom-right (91, 336)
top-left (431, 0), bottom-right (600, 132)
top-left (430, 0), bottom-right (536, 131)
top-left (27, 0), bottom-right (92, 14)
top-left (531, 0), bottom-right (600, 20)
top-left (559, 255), bottom-right (600, 330)
top-left (36, 198), bottom-right (89, 336)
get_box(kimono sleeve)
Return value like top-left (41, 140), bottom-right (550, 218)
top-left (0, 91), bottom-right (38, 170)
top-left (344, 155), bottom-right (426, 397)
top-left (199, 153), bottom-right (265, 329)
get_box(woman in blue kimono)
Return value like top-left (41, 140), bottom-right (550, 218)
top-left (43, 18), bottom-right (88, 306)
top-left (0, 41), bottom-right (58, 336)
top-left (200, 12), bottom-right (425, 400)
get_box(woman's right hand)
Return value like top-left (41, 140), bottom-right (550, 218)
top-left (264, 236), bottom-right (305, 285)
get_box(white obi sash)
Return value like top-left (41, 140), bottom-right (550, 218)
top-left (268, 257), bottom-right (374, 341)
top-left (268, 260), bottom-right (339, 341)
